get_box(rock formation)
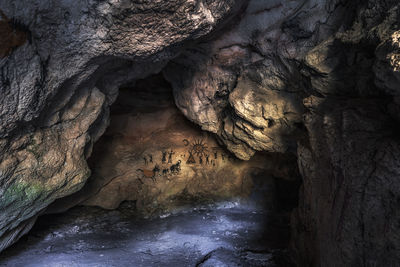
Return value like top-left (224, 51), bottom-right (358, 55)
top-left (46, 73), bottom-right (298, 216)
top-left (165, 1), bottom-right (400, 265)
top-left (0, 0), bottom-right (245, 252)
top-left (0, 0), bottom-right (399, 266)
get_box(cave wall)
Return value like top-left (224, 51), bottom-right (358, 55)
top-left (292, 4), bottom-right (400, 266)
top-left (163, 0), bottom-right (351, 160)
top-left (73, 74), bottom-right (297, 216)
top-left (162, 0), bottom-right (400, 266)
top-left (0, 0), bottom-right (245, 252)
top-left (0, 0), bottom-right (399, 266)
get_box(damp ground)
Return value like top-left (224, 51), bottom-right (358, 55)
top-left (0, 201), bottom-right (294, 267)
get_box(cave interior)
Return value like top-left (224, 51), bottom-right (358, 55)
top-left (1, 1), bottom-right (399, 266)
top-left (0, 72), bottom-right (301, 266)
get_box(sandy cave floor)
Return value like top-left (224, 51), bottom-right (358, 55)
top-left (0, 201), bottom-right (293, 267)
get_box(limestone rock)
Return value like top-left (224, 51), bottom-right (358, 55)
top-left (0, 0), bottom-right (244, 251)
top-left (0, 0), bottom-right (400, 266)
top-left (291, 2), bottom-right (400, 265)
top-left (164, 0), bottom-right (400, 266)
top-left (164, 0), bottom-right (348, 159)
top-left (48, 74), bottom-right (299, 216)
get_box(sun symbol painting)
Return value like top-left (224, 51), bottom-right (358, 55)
top-left (185, 139), bottom-right (208, 164)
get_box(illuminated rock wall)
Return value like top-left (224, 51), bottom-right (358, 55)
top-left (49, 74), bottom-right (298, 216)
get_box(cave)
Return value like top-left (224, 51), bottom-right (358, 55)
top-left (0, 73), bottom-right (301, 266)
top-left (1, 1), bottom-right (400, 266)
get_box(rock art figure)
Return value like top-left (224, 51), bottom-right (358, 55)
top-left (137, 168), bottom-right (157, 182)
top-left (190, 139), bottom-right (208, 157)
top-left (170, 160), bottom-right (181, 174)
top-left (162, 168), bottom-right (169, 176)
top-left (168, 150), bottom-right (175, 163)
top-left (152, 164), bottom-right (160, 178)
top-left (186, 151), bottom-right (196, 164)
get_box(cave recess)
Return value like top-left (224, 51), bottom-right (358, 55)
top-left (0, 0), bottom-right (400, 266)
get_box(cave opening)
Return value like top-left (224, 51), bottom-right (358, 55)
top-left (0, 73), bottom-right (301, 266)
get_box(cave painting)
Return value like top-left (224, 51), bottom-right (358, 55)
top-left (137, 138), bottom-right (225, 183)
top-left (170, 160), bottom-right (181, 174)
top-left (138, 159), bottom-right (181, 182)
top-left (182, 139), bottom-right (190, 146)
top-left (137, 168), bottom-right (157, 182)
top-left (187, 151), bottom-right (196, 164)
top-left (182, 138), bottom-right (227, 167)
top-left (168, 150), bottom-right (175, 163)
top-left (190, 139), bottom-right (208, 157)
top-left (184, 138), bottom-right (210, 165)
top-left (162, 168), bottom-right (169, 176)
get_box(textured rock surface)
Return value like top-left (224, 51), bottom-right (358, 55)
top-left (292, 2), bottom-right (400, 266)
top-left (164, 0), bottom-right (352, 160)
top-left (0, 0), bottom-right (244, 251)
top-left (163, 0), bottom-right (400, 266)
top-left (1, 0), bottom-right (400, 266)
top-left (48, 74), bottom-right (299, 216)
top-left (0, 203), bottom-right (294, 267)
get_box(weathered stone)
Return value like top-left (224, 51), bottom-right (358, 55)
top-left (164, 0), bottom-right (347, 159)
top-left (48, 74), bottom-right (299, 216)
top-left (164, 0), bottom-right (400, 266)
top-left (0, 0), bottom-right (244, 251)
top-left (1, 0), bottom-right (400, 266)
top-left (291, 2), bottom-right (400, 266)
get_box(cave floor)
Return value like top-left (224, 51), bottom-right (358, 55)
top-left (0, 202), bottom-right (292, 267)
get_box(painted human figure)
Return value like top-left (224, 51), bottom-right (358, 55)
top-left (149, 154), bottom-right (153, 163)
top-left (199, 155), bottom-right (203, 164)
top-left (152, 165), bottom-right (160, 181)
top-left (221, 153), bottom-right (225, 161)
top-left (206, 154), bottom-right (210, 165)
top-left (168, 150), bottom-right (175, 163)
top-left (214, 151), bottom-right (217, 159)
top-left (143, 155), bottom-right (148, 165)
top-left (162, 151), bottom-right (167, 164)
